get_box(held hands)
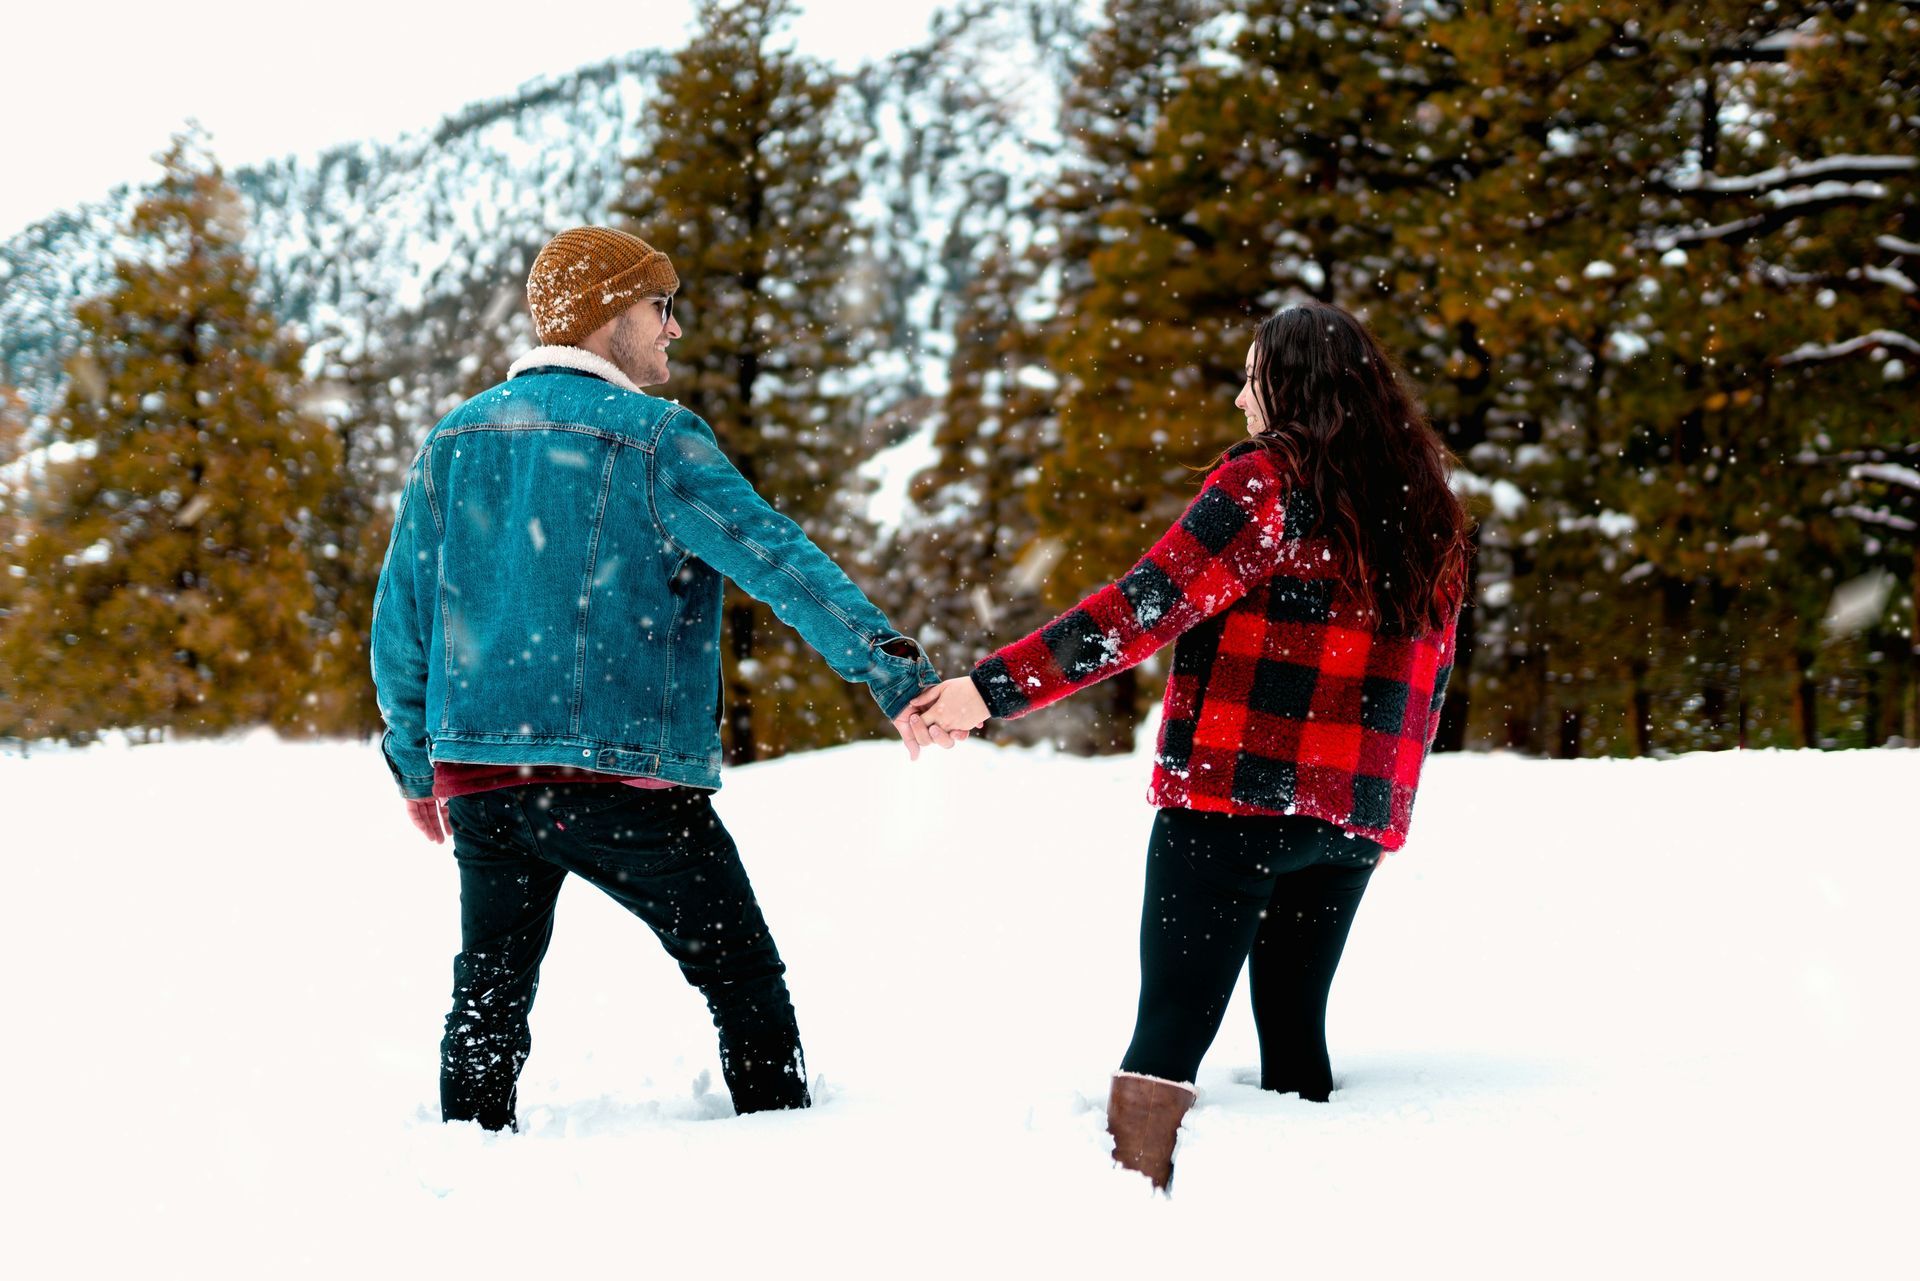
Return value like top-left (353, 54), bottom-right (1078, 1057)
top-left (896, 676), bottom-right (991, 764)
top-left (891, 676), bottom-right (992, 761)
top-left (892, 698), bottom-right (964, 761)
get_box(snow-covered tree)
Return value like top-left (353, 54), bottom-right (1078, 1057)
top-left (1063, 0), bottom-right (1917, 753)
top-left (616, 0), bottom-right (878, 763)
top-left (0, 135), bottom-right (358, 741)
top-left (863, 1), bottom-right (1100, 748)
top-left (891, 0), bottom-right (1222, 755)
top-left (0, 386), bottom-right (29, 740)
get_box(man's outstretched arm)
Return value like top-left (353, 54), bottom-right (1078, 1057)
top-left (650, 411), bottom-right (941, 723)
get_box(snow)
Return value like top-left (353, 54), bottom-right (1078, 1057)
top-left (1604, 328), bottom-right (1650, 362)
top-left (1663, 153), bottom-right (1917, 195)
top-left (1453, 471), bottom-right (1527, 519)
top-left (1860, 264), bottom-right (1916, 294)
top-left (1821, 570), bottom-right (1898, 634)
top-left (1834, 503), bottom-right (1918, 533)
top-left (1762, 179), bottom-right (1888, 209)
top-left (859, 416), bottom-right (942, 535)
top-left (3, 735), bottom-right (1913, 1277)
top-left (1851, 462), bottom-right (1920, 492)
top-left (1776, 329), bottom-right (1920, 366)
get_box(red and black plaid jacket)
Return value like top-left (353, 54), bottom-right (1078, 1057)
top-left (969, 442), bottom-right (1459, 852)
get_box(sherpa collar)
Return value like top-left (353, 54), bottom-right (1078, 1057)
top-left (506, 345), bottom-right (644, 395)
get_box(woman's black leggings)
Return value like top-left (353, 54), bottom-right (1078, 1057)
top-left (1119, 807), bottom-right (1378, 1100)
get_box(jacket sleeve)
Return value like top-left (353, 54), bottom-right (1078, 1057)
top-left (650, 410), bottom-right (938, 719)
top-left (369, 472), bottom-right (437, 800)
top-left (970, 453), bottom-right (1291, 719)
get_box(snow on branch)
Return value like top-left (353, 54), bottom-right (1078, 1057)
top-left (1755, 262), bottom-right (1917, 295)
top-left (1645, 161), bottom-right (1906, 251)
top-left (1709, 29), bottom-right (1821, 63)
top-left (1795, 445), bottom-right (1920, 466)
top-left (1833, 504), bottom-right (1918, 533)
top-left (1861, 265), bottom-right (1917, 294)
top-left (1644, 183), bottom-right (1886, 250)
top-left (1772, 330), bottom-right (1920, 367)
top-left (1648, 214), bottom-right (1766, 250)
top-left (1763, 180), bottom-right (1888, 210)
top-left (1880, 234), bottom-right (1920, 256)
top-left (1851, 462), bottom-right (1920, 493)
top-left (1662, 155), bottom-right (1916, 196)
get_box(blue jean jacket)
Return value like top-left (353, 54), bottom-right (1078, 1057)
top-left (370, 350), bottom-right (938, 799)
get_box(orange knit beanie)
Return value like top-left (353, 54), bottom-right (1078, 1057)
top-left (525, 227), bottom-right (679, 347)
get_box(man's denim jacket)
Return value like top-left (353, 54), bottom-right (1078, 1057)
top-left (370, 347), bottom-right (938, 799)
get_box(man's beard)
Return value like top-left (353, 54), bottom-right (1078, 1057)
top-left (608, 316), bottom-right (664, 385)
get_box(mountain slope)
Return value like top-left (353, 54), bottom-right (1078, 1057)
top-left (0, 9), bottom-right (1074, 513)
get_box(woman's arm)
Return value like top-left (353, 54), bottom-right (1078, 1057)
top-left (919, 451), bottom-right (1295, 731)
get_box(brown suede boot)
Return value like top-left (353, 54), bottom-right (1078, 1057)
top-left (1106, 1071), bottom-right (1198, 1192)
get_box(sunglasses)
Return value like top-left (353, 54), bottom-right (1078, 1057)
top-left (645, 295), bottom-right (676, 325)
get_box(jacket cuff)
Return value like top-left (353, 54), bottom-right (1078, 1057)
top-left (970, 657), bottom-right (1030, 719)
top-left (394, 773), bottom-right (437, 802)
top-left (870, 654), bottom-right (940, 720)
top-left (382, 731), bottom-right (437, 800)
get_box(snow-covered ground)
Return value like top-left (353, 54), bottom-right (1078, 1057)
top-left (3, 735), bottom-right (1913, 1277)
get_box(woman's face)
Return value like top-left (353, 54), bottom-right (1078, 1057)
top-left (1234, 340), bottom-right (1267, 436)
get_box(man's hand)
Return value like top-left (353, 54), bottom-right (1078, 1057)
top-left (893, 691), bottom-right (968, 761)
top-left (406, 796), bottom-right (450, 844)
top-left (910, 677), bottom-right (991, 738)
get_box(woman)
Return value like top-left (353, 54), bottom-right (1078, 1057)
top-left (909, 301), bottom-right (1472, 1192)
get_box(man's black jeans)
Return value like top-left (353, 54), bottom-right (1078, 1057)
top-left (441, 782), bottom-right (809, 1130)
top-left (1119, 807), bottom-right (1378, 1099)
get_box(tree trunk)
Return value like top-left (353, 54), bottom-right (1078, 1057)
top-left (1910, 547), bottom-right (1920, 745)
top-left (1503, 650), bottom-right (1545, 755)
top-left (725, 595), bottom-right (759, 765)
top-left (1633, 673), bottom-right (1653, 759)
top-left (1796, 647), bottom-right (1819, 749)
top-left (1556, 705), bottom-right (1582, 759)
top-left (1701, 682), bottom-right (1728, 749)
top-left (1863, 660), bottom-right (1882, 750)
top-left (1095, 665), bottom-right (1140, 756)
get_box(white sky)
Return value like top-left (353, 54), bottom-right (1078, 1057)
top-left (1, 0), bottom-right (952, 240)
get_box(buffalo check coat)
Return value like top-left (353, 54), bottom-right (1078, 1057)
top-left (969, 441), bottom-right (1460, 852)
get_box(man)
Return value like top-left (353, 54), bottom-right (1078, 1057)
top-left (371, 226), bottom-right (952, 1132)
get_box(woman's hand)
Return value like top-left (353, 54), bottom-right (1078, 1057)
top-left (910, 677), bottom-right (991, 736)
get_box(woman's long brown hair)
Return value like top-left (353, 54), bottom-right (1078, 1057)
top-left (1243, 302), bottom-right (1472, 636)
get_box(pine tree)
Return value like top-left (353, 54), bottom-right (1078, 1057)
top-left (616, 0), bottom-right (875, 763)
top-left (1740, 0), bottom-right (1920, 745)
top-left (0, 134), bottom-right (350, 741)
top-left (0, 385), bottom-right (26, 559)
top-left (868, 1), bottom-right (1098, 749)
top-left (298, 409), bottom-right (387, 737)
top-left (0, 386), bottom-right (29, 741)
top-left (1040, 0), bottom-right (1915, 756)
top-left (1011, 0), bottom-right (1221, 753)
top-left (1450, 0), bottom-right (1920, 752)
